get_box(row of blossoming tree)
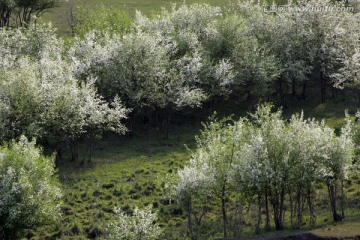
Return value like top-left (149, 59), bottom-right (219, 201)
top-left (1, 0), bottom-right (360, 154)
top-left (173, 103), bottom-right (356, 239)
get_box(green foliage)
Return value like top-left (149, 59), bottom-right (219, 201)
top-left (0, 0), bottom-right (60, 27)
top-left (73, 5), bottom-right (131, 38)
top-left (0, 136), bottom-right (62, 239)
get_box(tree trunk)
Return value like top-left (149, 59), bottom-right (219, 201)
top-left (256, 193), bottom-right (262, 234)
top-left (278, 77), bottom-right (286, 108)
top-left (265, 189), bottom-right (271, 231)
top-left (55, 142), bottom-right (62, 167)
top-left (271, 186), bottom-right (285, 230)
top-left (221, 183), bottom-right (228, 238)
top-left (328, 183), bottom-right (341, 222)
top-left (187, 197), bottom-right (196, 240)
top-left (233, 197), bottom-right (242, 237)
top-left (340, 180), bottom-right (345, 220)
top-left (88, 138), bottom-right (94, 163)
top-left (70, 139), bottom-right (79, 162)
top-left (165, 108), bottom-right (172, 139)
top-left (320, 71), bottom-right (326, 103)
top-left (290, 193), bottom-right (294, 229)
top-left (302, 81), bottom-right (307, 100)
top-left (297, 189), bottom-right (303, 229)
top-left (307, 188), bottom-right (315, 226)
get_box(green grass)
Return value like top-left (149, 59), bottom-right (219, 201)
top-left (32, 123), bottom-right (200, 239)
top-left (42, 0), bottom-right (232, 35)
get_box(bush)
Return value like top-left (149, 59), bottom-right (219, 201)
top-left (108, 204), bottom-right (162, 240)
top-left (0, 136), bottom-right (62, 239)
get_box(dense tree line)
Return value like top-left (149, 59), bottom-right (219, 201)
top-left (1, 0), bottom-right (359, 148)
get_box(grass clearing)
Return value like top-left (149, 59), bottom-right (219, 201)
top-left (42, 0), bottom-right (231, 35)
top-left (30, 98), bottom-right (360, 239)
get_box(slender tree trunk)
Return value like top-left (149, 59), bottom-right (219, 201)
top-left (307, 188), bottom-right (315, 226)
top-left (280, 187), bottom-right (285, 230)
top-left (88, 137), bottom-right (94, 163)
top-left (221, 183), bottom-right (228, 238)
top-left (278, 77), bottom-right (286, 107)
top-left (302, 81), bottom-right (307, 100)
top-left (256, 193), bottom-right (262, 234)
top-left (165, 108), bottom-right (172, 139)
top-left (233, 197), bottom-right (242, 237)
top-left (265, 189), bottom-right (271, 231)
top-left (187, 197), bottom-right (196, 240)
top-left (272, 187), bottom-right (285, 230)
top-left (55, 142), bottom-right (62, 167)
top-left (70, 139), bottom-right (79, 162)
top-left (328, 183), bottom-right (341, 222)
top-left (320, 70), bottom-right (326, 103)
top-left (296, 189), bottom-right (303, 229)
top-left (340, 180), bottom-right (345, 220)
top-left (290, 193), bottom-right (294, 228)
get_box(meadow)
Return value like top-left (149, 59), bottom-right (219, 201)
top-left (30, 95), bottom-right (360, 239)
top-left (44, 0), bottom-right (230, 34)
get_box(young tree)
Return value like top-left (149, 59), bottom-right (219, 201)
top-left (0, 136), bottom-right (62, 239)
top-left (108, 205), bottom-right (162, 240)
top-left (173, 162), bottom-right (212, 240)
top-left (318, 120), bottom-right (354, 221)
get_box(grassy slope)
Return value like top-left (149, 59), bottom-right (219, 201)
top-left (33, 123), bottom-right (200, 239)
top-left (42, 0), bottom-right (231, 35)
top-left (31, 95), bottom-right (360, 239)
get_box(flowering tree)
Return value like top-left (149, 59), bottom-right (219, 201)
top-left (237, 0), bottom-right (359, 104)
top-left (108, 205), bottom-right (162, 240)
top-left (174, 103), bottom-right (356, 237)
top-left (0, 136), bottom-right (62, 239)
top-left (173, 116), bottom-right (249, 238)
top-left (0, 25), bottom-right (129, 163)
top-left (70, 3), bottom-right (235, 131)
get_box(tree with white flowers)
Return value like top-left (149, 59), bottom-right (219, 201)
top-left (0, 25), bottom-right (129, 163)
top-left (108, 205), bottom-right (162, 240)
top-left (0, 136), bottom-right (62, 239)
top-left (175, 103), bottom-right (356, 237)
top-left (70, 3), bottom-right (235, 126)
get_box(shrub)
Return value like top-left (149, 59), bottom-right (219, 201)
top-left (0, 136), bottom-right (62, 239)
